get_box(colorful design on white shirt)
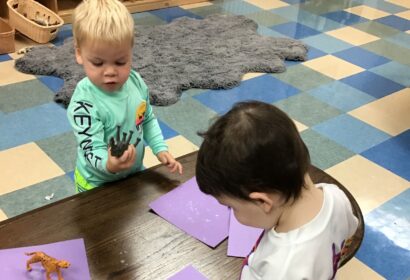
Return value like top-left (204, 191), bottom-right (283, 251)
top-left (240, 184), bottom-right (359, 280)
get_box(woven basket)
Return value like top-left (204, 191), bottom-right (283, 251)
top-left (0, 18), bottom-right (15, 54)
top-left (7, 0), bottom-right (63, 43)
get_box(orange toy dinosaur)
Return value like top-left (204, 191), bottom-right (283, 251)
top-left (25, 251), bottom-right (70, 280)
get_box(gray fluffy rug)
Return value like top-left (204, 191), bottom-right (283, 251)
top-left (15, 14), bottom-right (308, 107)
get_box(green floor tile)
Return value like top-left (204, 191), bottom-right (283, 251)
top-left (274, 92), bottom-right (342, 127)
top-left (352, 21), bottom-right (401, 38)
top-left (362, 39), bottom-right (410, 66)
top-left (352, 0), bottom-right (407, 14)
top-left (132, 11), bottom-right (166, 26)
top-left (370, 61), bottom-right (410, 87)
top-left (300, 0), bottom-right (352, 15)
top-left (0, 175), bottom-right (75, 218)
top-left (274, 64), bottom-right (334, 91)
top-left (246, 10), bottom-right (289, 27)
top-left (301, 129), bottom-right (355, 170)
top-left (0, 80), bottom-right (54, 113)
top-left (180, 88), bottom-right (206, 99)
top-left (189, 4), bottom-right (229, 18)
top-left (35, 132), bottom-right (77, 172)
top-left (153, 97), bottom-right (217, 146)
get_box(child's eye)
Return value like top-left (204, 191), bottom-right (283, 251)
top-left (116, 61), bottom-right (126, 66)
top-left (91, 61), bottom-right (103, 67)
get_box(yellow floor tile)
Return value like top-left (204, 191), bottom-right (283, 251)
top-left (0, 60), bottom-right (36, 86)
top-left (326, 155), bottom-right (410, 214)
top-left (143, 135), bottom-right (198, 168)
top-left (338, 258), bottom-right (386, 279)
top-left (293, 119), bottom-right (308, 132)
top-left (387, 0), bottom-right (410, 9)
top-left (303, 55), bottom-right (365, 80)
top-left (0, 143), bottom-right (65, 196)
top-left (326, 27), bottom-right (380, 46)
top-left (345, 5), bottom-right (390, 20)
top-left (349, 88), bottom-right (410, 136)
top-left (395, 10), bottom-right (410, 20)
top-left (181, 1), bottom-right (213, 9)
top-left (241, 72), bottom-right (265, 81)
top-left (244, 0), bottom-right (289, 9)
top-left (0, 209), bottom-right (8, 222)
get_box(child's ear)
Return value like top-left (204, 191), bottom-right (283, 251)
top-left (75, 47), bottom-right (83, 65)
top-left (249, 192), bottom-right (274, 213)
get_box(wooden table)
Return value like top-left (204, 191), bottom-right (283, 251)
top-left (0, 152), bottom-right (363, 279)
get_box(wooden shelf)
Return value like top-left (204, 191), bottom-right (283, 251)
top-left (1, 0), bottom-right (208, 24)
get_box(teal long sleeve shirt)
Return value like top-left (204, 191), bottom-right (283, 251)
top-left (67, 70), bottom-right (167, 187)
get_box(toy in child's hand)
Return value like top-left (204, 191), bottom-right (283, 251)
top-left (25, 251), bottom-right (70, 280)
top-left (109, 125), bottom-right (141, 157)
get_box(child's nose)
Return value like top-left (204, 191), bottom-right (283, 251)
top-left (104, 66), bottom-right (116, 77)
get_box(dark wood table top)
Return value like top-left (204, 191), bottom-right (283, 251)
top-left (0, 152), bottom-right (363, 279)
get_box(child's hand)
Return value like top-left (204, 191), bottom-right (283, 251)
top-left (106, 144), bottom-right (136, 173)
top-left (156, 151), bottom-right (183, 174)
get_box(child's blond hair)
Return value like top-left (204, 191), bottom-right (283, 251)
top-left (72, 0), bottom-right (134, 47)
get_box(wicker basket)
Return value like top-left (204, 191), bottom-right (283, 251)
top-left (0, 18), bottom-right (15, 54)
top-left (7, 0), bottom-right (63, 43)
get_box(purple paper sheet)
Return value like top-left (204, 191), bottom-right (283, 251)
top-left (0, 238), bottom-right (91, 280)
top-left (149, 176), bottom-right (230, 247)
top-left (227, 209), bottom-right (264, 257)
top-left (167, 265), bottom-right (208, 280)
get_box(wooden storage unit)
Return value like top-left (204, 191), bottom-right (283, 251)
top-left (0, 17), bottom-right (15, 53)
top-left (1, 0), bottom-right (208, 23)
top-left (7, 0), bottom-right (64, 43)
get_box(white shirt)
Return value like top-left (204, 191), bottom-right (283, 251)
top-left (241, 183), bottom-right (359, 280)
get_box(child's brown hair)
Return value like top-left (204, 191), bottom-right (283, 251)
top-left (196, 101), bottom-right (310, 202)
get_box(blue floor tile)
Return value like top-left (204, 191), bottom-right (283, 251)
top-left (51, 28), bottom-right (73, 46)
top-left (308, 81), bottom-right (375, 112)
top-left (38, 76), bottom-right (65, 93)
top-left (286, 46), bottom-right (327, 67)
top-left (149, 7), bottom-right (202, 22)
top-left (0, 102), bottom-right (71, 150)
top-left (312, 114), bottom-right (391, 153)
top-left (271, 22), bottom-right (321, 39)
top-left (340, 71), bottom-right (405, 99)
top-left (321, 10), bottom-right (368, 25)
top-left (361, 130), bottom-right (410, 181)
top-left (66, 170), bottom-right (75, 182)
top-left (157, 119), bottom-right (179, 140)
top-left (376, 15), bottom-right (410, 32)
top-left (194, 75), bottom-right (300, 114)
top-left (302, 33), bottom-right (354, 53)
top-left (356, 189), bottom-right (410, 280)
top-left (333, 47), bottom-right (390, 69)
top-left (0, 54), bottom-right (12, 62)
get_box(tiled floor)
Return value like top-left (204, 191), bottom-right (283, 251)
top-left (0, 0), bottom-right (409, 278)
